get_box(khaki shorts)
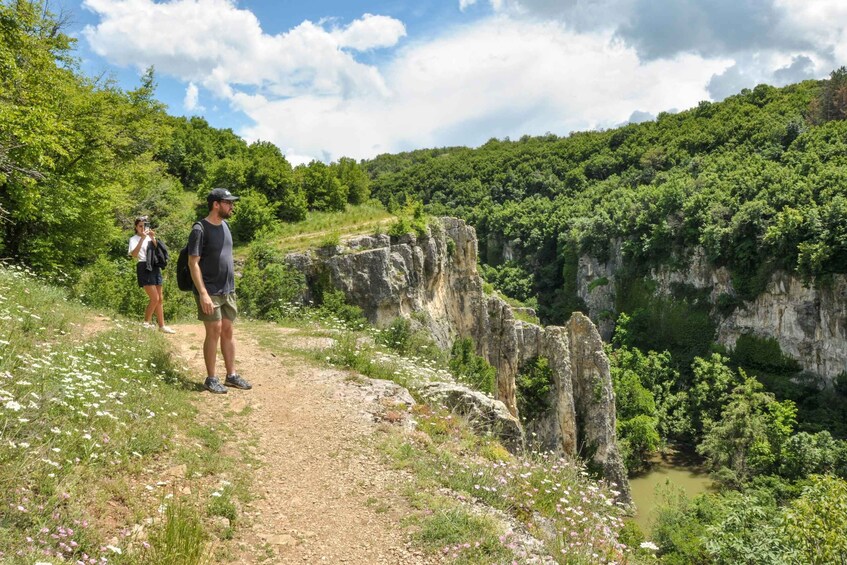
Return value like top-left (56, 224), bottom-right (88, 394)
top-left (195, 293), bottom-right (238, 322)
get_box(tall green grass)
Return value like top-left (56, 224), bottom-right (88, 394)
top-left (0, 263), bottom-right (209, 564)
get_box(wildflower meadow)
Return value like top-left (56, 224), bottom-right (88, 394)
top-left (0, 264), bottom-right (215, 564)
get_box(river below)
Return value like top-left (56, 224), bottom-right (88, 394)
top-left (628, 450), bottom-right (714, 534)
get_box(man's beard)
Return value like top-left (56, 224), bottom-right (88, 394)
top-left (220, 207), bottom-right (233, 219)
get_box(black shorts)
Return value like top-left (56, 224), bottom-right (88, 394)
top-left (136, 262), bottom-right (163, 287)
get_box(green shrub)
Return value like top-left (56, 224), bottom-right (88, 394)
top-left (238, 240), bottom-right (307, 321)
top-left (319, 231), bottom-right (341, 248)
top-left (377, 317), bottom-right (413, 354)
top-left (836, 371), bottom-right (847, 396)
top-left (651, 486), bottom-right (710, 563)
top-left (388, 197), bottom-right (429, 238)
top-left (515, 356), bottom-right (554, 423)
top-left (732, 333), bottom-right (800, 375)
top-left (74, 256), bottom-right (195, 321)
top-left (318, 289), bottom-right (366, 329)
top-left (228, 190), bottom-right (280, 245)
top-left (449, 338), bottom-right (496, 394)
top-left (446, 238), bottom-right (456, 257)
top-left (479, 261), bottom-right (535, 303)
top-left (587, 276), bottom-right (609, 292)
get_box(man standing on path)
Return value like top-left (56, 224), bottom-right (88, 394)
top-left (187, 188), bottom-right (252, 394)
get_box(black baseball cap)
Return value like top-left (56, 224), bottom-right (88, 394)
top-left (207, 188), bottom-right (240, 203)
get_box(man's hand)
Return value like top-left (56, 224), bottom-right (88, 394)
top-left (200, 292), bottom-right (214, 315)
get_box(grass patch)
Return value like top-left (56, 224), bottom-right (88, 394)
top-left (262, 202), bottom-right (394, 255)
top-left (0, 263), bottom-right (251, 563)
top-left (380, 403), bottom-right (631, 564)
top-left (414, 503), bottom-right (513, 564)
top-left (141, 497), bottom-right (208, 565)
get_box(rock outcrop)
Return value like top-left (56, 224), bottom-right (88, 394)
top-left (578, 244), bottom-right (847, 384)
top-left (286, 218), bottom-right (630, 499)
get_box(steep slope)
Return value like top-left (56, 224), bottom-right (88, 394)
top-left (285, 217), bottom-right (630, 498)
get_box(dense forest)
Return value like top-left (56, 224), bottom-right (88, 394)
top-left (3, 1), bottom-right (847, 562)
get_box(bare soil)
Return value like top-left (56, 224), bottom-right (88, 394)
top-left (167, 322), bottom-right (437, 564)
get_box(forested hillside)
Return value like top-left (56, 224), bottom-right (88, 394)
top-left (363, 70), bottom-right (847, 561)
top-left (366, 73), bottom-right (847, 318)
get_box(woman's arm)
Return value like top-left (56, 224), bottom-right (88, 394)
top-left (129, 235), bottom-right (146, 258)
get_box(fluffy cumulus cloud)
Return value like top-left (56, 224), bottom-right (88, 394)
top-left (81, 0), bottom-right (847, 163)
top-left (331, 13), bottom-right (406, 50)
top-left (82, 0), bottom-right (404, 99)
top-left (480, 0), bottom-right (847, 98)
top-left (237, 18), bottom-right (727, 161)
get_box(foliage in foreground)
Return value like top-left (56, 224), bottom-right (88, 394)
top-left (387, 405), bottom-right (631, 564)
top-left (0, 264), bottom-right (230, 563)
top-left (652, 475), bottom-right (847, 564)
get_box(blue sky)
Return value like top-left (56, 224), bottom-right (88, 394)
top-left (64, 0), bottom-right (847, 164)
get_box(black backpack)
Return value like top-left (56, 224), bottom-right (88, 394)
top-left (176, 221), bottom-right (205, 292)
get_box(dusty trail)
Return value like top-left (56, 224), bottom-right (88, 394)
top-left (168, 322), bottom-right (435, 564)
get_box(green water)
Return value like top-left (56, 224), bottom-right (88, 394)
top-left (628, 452), bottom-right (713, 534)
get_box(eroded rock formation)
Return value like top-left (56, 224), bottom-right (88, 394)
top-left (286, 218), bottom-right (630, 498)
top-left (578, 244), bottom-right (847, 383)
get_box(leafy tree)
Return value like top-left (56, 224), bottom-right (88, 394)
top-left (228, 190), bottom-right (279, 244)
top-left (331, 157), bottom-right (370, 205)
top-left (515, 356), bottom-right (554, 423)
top-left (296, 161), bottom-right (347, 212)
top-left (697, 377), bottom-right (797, 484)
top-left (809, 66), bottom-right (847, 124)
top-left (246, 141), bottom-right (306, 222)
top-left (779, 475), bottom-right (847, 564)
top-left (688, 354), bottom-right (743, 439)
top-left (703, 491), bottom-right (787, 565)
top-left (0, 2), bottom-right (170, 273)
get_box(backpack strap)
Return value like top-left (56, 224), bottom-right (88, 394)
top-left (194, 220), bottom-right (208, 257)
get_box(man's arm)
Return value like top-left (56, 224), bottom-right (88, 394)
top-left (188, 256), bottom-right (214, 315)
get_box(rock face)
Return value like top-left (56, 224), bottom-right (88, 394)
top-left (286, 218), bottom-right (630, 499)
top-left (418, 382), bottom-right (524, 451)
top-left (577, 245), bottom-right (847, 383)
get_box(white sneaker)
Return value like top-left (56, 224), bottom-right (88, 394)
top-left (142, 322), bottom-right (155, 329)
top-left (159, 326), bottom-right (176, 334)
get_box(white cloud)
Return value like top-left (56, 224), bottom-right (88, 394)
top-left (183, 82), bottom-right (202, 111)
top-left (237, 18), bottom-right (729, 163)
top-left (332, 13), bottom-right (406, 51)
top-left (83, 0), bottom-right (847, 166)
top-left (773, 0), bottom-right (847, 64)
top-left (82, 0), bottom-right (400, 99)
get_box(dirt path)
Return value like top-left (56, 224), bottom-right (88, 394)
top-left (168, 322), bottom-right (436, 564)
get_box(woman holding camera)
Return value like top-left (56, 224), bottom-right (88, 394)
top-left (129, 216), bottom-right (175, 334)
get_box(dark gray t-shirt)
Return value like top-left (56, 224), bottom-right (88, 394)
top-left (187, 219), bottom-right (234, 295)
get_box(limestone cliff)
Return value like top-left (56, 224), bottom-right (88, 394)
top-left (578, 244), bottom-right (847, 383)
top-left (286, 218), bottom-right (630, 498)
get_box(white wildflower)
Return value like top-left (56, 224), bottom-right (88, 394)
top-left (4, 400), bottom-right (22, 411)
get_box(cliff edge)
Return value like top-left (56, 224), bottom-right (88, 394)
top-left (286, 217), bottom-right (630, 500)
